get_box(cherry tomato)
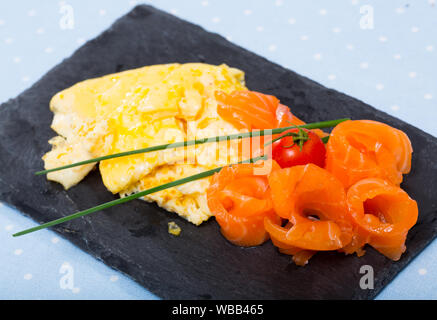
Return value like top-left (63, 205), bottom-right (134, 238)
top-left (271, 128), bottom-right (326, 168)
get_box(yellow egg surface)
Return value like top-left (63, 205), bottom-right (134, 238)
top-left (43, 63), bottom-right (247, 225)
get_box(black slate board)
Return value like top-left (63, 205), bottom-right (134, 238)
top-left (0, 5), bottom-right (436, 300)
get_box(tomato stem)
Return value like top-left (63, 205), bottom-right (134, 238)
top-left (282, 128), bottom-right (309, 151)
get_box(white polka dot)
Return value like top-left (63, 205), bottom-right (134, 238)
top-left (268, 44), bottom-right (277, 52)
top-left (376, 83), bottom-right (385, 91)
top-left (72, 287), bottom-right (80, 294)
top-left (36, 27), bottom-right (45, 35)
top-left (169, 8), bottom-right (178, 15)
top-left (379, 36), bottom-right (388, 43)
top-left (99, 9), bottom-right (107, 16)
top-left (212, 17), bottom-right (220, 23)
top-left (13, 57), bottom-right (21, 63)
top-left (256, 26), bottom-right (264, 32)
top-left (411, 26), bottom-right (419, 33)
top-left (27, 10), bottom-right (37, 17)
top-left (225, 35), bottom-right (232, 41)
top-left (201, 0), bottom-right (209, 6)
top-left (426, 45), bottom-right (434, 52)
top-left (51, 237), bottom-right (60, 244)
top-left (5, 225), bottom-right (13, 231)
top-left (360, 62), bottom-right (369, 69)
top-left (391, 105), bottom-right (400, 111)
top-left (418, 268), bottom-right (427, 275)
top-left (4, 37), bottom-right (13, 44)
top-left (110, 275), bottom-right (119, 282)
top-left (313, 53), bottom-right (322, 61)
top-left (45, 47), bottom-right (54, 54)
top-left (129, 0), bottom-right (138, 6)
top-left (395, 7), bottom-right (405, 14)
top-left (332, 27), bottom-right (342, 33)
top-left (275, 0), bottom-right (284, 6)
top-left (408, 72), bottom-right (417, 78)
top-left (328, 74), bottom-right (336, 81)
top-left (351, 0), bottom-right (359, 5)
top-left (24, 273), bottom-right (33, 280)
top-left (288, 18), bottom-right (296, 25)
top-left (300, 35), bottom-right (309, 41)
top-left (22, 76), bottom-right (30, 83)
top-left (393, 53), bottom-right (402, 60)
top-left (243, 9), bottom-right (252, 15)
top-left (424, 93), bottom-right (433, 100)
top-left (319, 9), bottom-right (327, 15)
top-left (346, 44), bottom-right (355, 51)
top-left (14, 249), bottom-right (23, 256)
top-left (76, 38), bottom-right (85, 45)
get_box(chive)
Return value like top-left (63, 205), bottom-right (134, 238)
top-left (263, 125), bottom-right (299, 147)
top-left (35, 118), bottom-right (348, 175)
top-left (14, 155), bottom-right (266, 237)
top-left (321, 135), bottom-right (330, 144)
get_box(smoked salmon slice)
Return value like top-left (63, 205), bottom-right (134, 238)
top-left (325, 120), bottom-right (413, 188)
top-left (215, 90), bottom-right (280, 130)
top-left (215, 90), bottom-right (326, 137)
top-left (206, 160), bottom-right (282, 247)
top-left (266, 164), bottom-right (354, 253)
top-left (264, 219), bottom-right (316, 266)
top-left (215, 90), bottom-right (327, 163)
top-left (346, 178), bottom-right (418, 260)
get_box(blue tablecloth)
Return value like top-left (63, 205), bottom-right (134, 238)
top-left (0, 0), bottom-right (436, 299)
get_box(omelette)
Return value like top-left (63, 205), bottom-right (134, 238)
top-left (43, 63), bottom-right (247, 225)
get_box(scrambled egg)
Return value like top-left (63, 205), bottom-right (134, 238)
top-left (43, 63), bottom-right (247, 225)
top-left (168, 222), bottom-right (182, 236)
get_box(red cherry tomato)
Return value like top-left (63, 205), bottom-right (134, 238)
top-left (271, 128), bottom-right (326, 168)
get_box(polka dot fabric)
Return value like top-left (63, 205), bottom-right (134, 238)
top-left (0, 0), bottom-right (436, 299)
